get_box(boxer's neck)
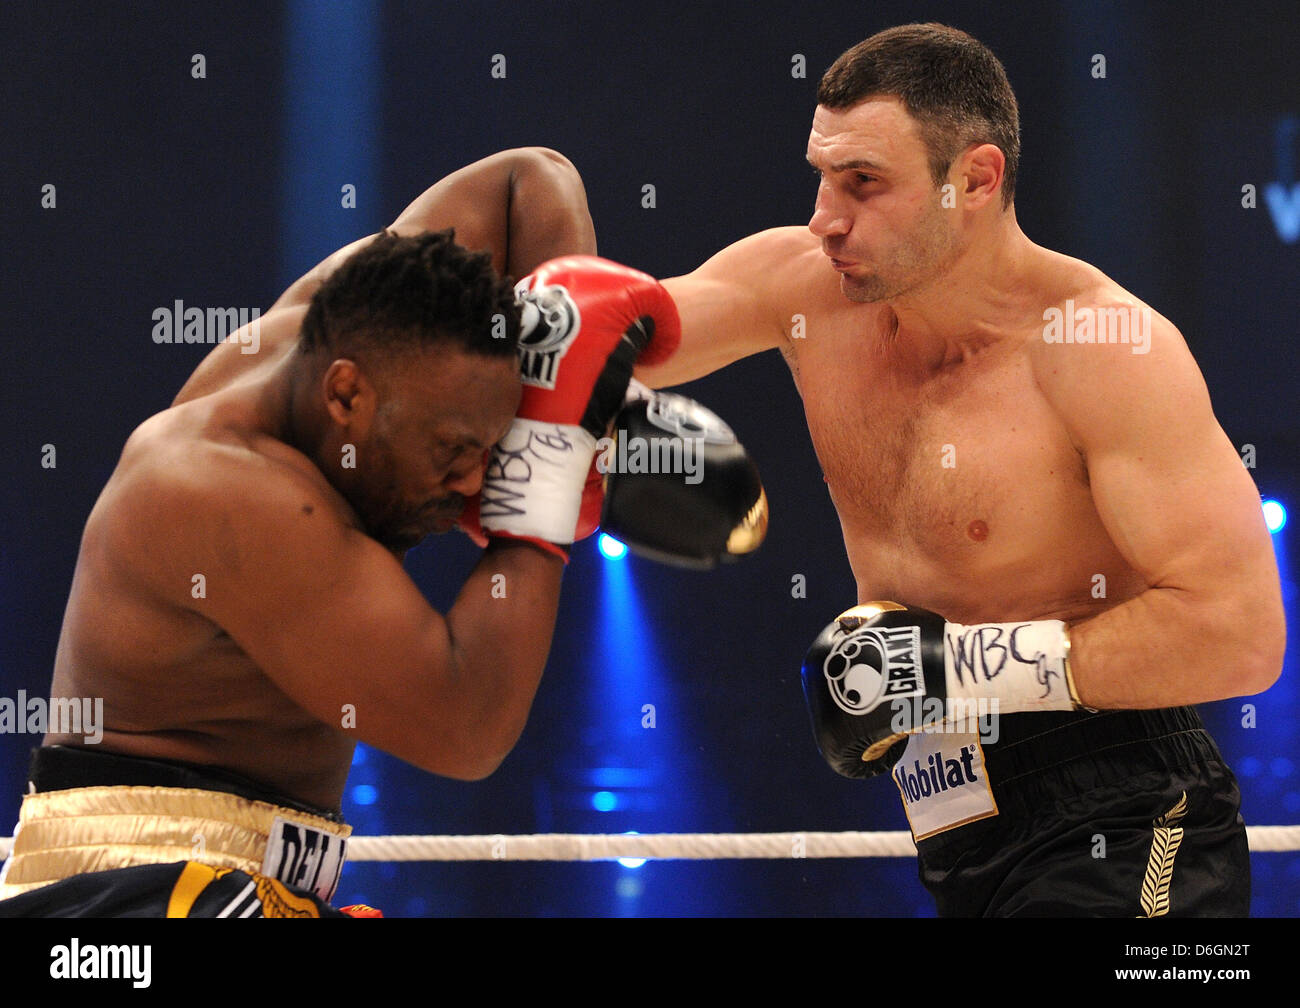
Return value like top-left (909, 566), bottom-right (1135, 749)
top-left (880, 212), bottom-right (1040, 373)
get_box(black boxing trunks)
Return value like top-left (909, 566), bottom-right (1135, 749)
top-left (0, 746), bottom-right (355, 917)
top-left (898, 707), bottom-right (1250, 917)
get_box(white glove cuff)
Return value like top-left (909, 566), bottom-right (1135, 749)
top-left (478, 418), bottom-right (597, 545)
top-left (942, 620), bottom-right (1077, 714)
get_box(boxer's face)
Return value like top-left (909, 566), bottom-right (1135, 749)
top-left (326, 346), bottom-right (519, 551)
top-left (806, 97), bottom-right (959, 303)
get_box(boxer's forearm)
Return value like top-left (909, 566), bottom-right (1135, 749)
top-left (1066, 581), bottom-right (1285, 709)
top-left (439, 539), bottom-right (565, 778)
top-left (391, 146), bottom-right (596, 278)
top-left (270, 147), bottom-right (595, 315)
top-left (501, 148), bottom-right (597, 275)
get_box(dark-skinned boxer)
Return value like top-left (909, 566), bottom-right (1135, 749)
top-left (0, 150), bottom-right (765, 918)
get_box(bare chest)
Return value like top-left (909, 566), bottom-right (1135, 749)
top-left (804, 347), bottom-right (1076, 520)
top-left (782, 328), bottom-right (1123, 619)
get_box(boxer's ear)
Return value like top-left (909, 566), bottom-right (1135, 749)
top-left (322, 359), bottom-right (376, 433)
top-left (952, 142), bottom-right (1004, 210)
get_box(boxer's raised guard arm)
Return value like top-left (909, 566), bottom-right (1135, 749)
top-left (268, 147), bottom-right (595, 316)
top-left (1031, 302), bottom-right (1285, 707)
top-left (177, 149), bottom-right (595, 407)
top-left (135, 453), bottom-right (566, 782)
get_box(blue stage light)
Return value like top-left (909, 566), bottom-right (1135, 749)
top-left (1263, 499), bottom-right (1287, 533)
top-left (598, 533), bottom-right (628, 559)
top-left (591, 790), bottom-right (619, 811)
top-left (350, 784), bottom-right (378, 806)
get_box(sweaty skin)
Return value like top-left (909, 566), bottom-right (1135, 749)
top-left (640, 98), bottom-right (1284, 710)
top-left (45, 149), bottom-right (598, 811)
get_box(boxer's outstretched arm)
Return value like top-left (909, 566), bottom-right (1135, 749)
top-left (137, 454), bottom-right (564, 781)
top-left (638, 227), bottom-right (810, 388)
top-left (269, 146), bottom-right (597, 315)
top-left (1033, 309), bottom-right (1285, 708)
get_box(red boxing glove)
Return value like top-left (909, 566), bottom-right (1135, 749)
top-left (477, 256), bottom-right (680, 557)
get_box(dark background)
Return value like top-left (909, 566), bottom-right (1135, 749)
top-left (2, 0), bottom-right (1297, 917)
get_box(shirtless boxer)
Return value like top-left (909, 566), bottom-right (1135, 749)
top-left (0, 149), bottom-right (690, 917)
top-left (639, 24), bottom-right (1285, 915)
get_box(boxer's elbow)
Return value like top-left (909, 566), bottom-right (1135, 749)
top-left (1205, 582), bottom-right (1287, 698)
top-left (421, 625), bottom-right (544, 780)
top-left (1238, 595), bottom-right (1287, 696)
top-left (441, 731), bottom-right (519, 782)
top-left (505, 148), bottom-right (597, 269)
top-left (439, 755), bottom-right (504, 783)
top-left (431, 705), bottom-right (528, 782)
top-left (508, 146), bottom-right (580, 179)
top-left (421, 739), bottom-right (507, 782)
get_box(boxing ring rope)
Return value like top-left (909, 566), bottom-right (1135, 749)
top-left (6, 827), bottom-right (1299, 864)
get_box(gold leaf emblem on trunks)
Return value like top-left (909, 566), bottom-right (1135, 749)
top-left (1137, 791), bottom-right (1188, 918)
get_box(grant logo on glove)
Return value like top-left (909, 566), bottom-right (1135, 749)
top-left (477, 256), bottom-right (681, 557)
top-left (821, 614), bottom-right (924, 716)
top-left (514, 279), bottom-right (582, 390)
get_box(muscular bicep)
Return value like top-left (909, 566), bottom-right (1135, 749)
top-left (636, 227), bottom-right (811, 388)
top-left (1039, 316), bottom-right (1276, 601)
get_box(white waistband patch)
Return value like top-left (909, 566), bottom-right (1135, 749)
top-left (262, 817), bottom-right (348, 902)
top-left (891, 731), bottom-right (999, 841)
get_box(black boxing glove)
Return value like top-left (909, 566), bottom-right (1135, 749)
top-left (801, 602), bottom-right (1084, 778)
top-left (596, 383), bottom-right (767, 568)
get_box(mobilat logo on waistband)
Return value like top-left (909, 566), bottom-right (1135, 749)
top-left (892, 744), bottom-right (981, 804)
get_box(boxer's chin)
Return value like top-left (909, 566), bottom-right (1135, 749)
top-left (840, 274), bottom-right (890, 303)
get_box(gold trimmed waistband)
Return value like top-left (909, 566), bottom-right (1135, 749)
top-left (0, 785), bottom-right (351, 901)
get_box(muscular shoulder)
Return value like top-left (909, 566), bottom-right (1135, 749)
top-left (736, 225), bottom-right (824, 261)
top-left (703, 225), bottom-right (824, 288)
top-left (1025, 257), bottom-right (1207, 452)
top-left (102, 407), bottom-right (353, 600)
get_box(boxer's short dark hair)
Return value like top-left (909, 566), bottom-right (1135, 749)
top-left (299, 229), bottom-right (521, 360)
top-left (818, 23), bottom-right (1020, 208)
